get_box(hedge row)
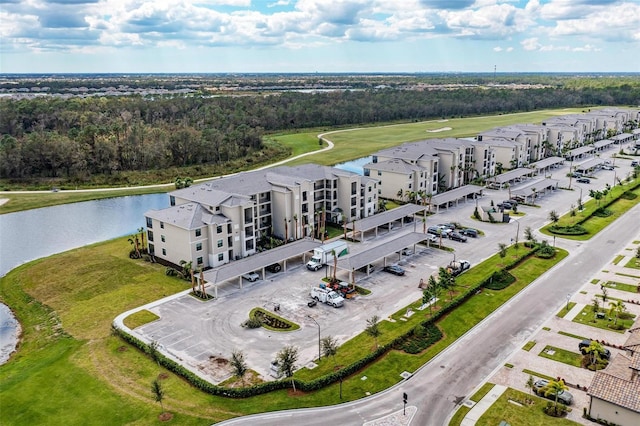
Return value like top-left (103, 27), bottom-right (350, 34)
top-left (112, 243), bottom-right (543, 398)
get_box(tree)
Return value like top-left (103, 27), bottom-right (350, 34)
top-left (128, 234), bottom-right (141, 258)
top-left (151, 378), bottom-right (165, 414)
top-left (331, 249), bottom-right (338, 282)
top-left (422, 276), bottom-right (440, 316)
top-left (276, 345), bottom-right (299, 391)
top-left (138, 227), bottom-right (146, 253)
top-left (438, 267), bottom-right (455, 301)
top-left (548, 210), bottom-right (559, 225)
top-left (147, 340), bottom-right (161, 365)
top-left (365, 315), bottom-right (381, 348)
top-left (498, 243), bottom-right (507, 260)
top-left (320, 335), bottom-right (339, 366)
top-left (293, 214), bottom-right (299, 240)
top-left (591, 298), bottom-right (600, 322)
top-left (608, 300), bottom-right (626, 325)
top-left (542, 379), bottom-right (569, 413)
top-left (525, 375), bottom-right (534, 396)
top-left (230, 350), bottom-right (248, 387)
top-left (524, 226), bottom-right (536, 246)
top-left (583, 341), bottom-right (605, 369)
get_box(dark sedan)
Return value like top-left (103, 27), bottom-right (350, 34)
top-left (383, 265), bottom-right (405, 276)
top-left (449, 232), bottom-right (468, 242)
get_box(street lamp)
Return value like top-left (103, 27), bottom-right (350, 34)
top-left (307, 315), bottom-right (321, 362)
top-left (566, 293), bottom-right (571, 312)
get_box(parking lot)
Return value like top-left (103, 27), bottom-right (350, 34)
top-left (125, 142), bottom-right (639, 386)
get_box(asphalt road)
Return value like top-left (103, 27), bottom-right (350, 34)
top-left (218, 158), bottom-right (639, 425)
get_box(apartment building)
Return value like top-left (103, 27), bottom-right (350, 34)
top-left (145, 164), bottom-right (378, 269)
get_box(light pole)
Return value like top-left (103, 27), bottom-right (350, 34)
top-left (307, 315), bottom-right (321, 362)
top-left (566, 293), bottom-right (571, 312)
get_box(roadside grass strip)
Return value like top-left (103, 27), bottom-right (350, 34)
top-left (602, 281), bottom-right (640, 293)
top-left (522, 341), bottom-right (536, 352)
top-left (475, 388), bottom-right (577, 426)
top-left (571, 305), bottom-right (636, 333)
top-left (449, 382), bottom-right (496, 426)
top-left (624, 257), bottom-right (640, 269)
top-left (615, 272), bottom-right (640, 279)
top-left (538, 345), bottom-right (582, 368)
top-left (557, 331), bottom-right (588, 340)
top-left (522, 369), bottom-right (555, 381)
top-left (556, 302), bottom-right (576, 318)
top-left (612, 255), bottom-right (624, 265)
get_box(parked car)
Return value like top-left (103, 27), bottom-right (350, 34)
top-left (357, 264), bottom-right (376, 273)
top-left (401, 248), bottom-right (414, 256)
top-left (427, 226), bottom-right (446, 236)
top-left (601, 165), bottom-right (614, 171)
top-left (503, 199), bottom-right (518, 206)
top-left (242, 272), bottom-right (260, 282)
top-left (497, 202), bottom-right (513, 210)
top-left (578, 339), bottom-right (611, 359)
top-left (383, 264), bottom-right (405, 276)
top-left (424, 234), bottom-right (439, 244)
top-left (438, 223), bottom-right (456, 230)
top-left (461, 228), bottom-right (478, 238)
top-left (449, 232), bottom-right (467, 242)
top-left (266, 263), bottom-right (282, 273)
top-left (533, 379), bottom-right (573, 405)
top-left (631, 160), bottom-right (638, 167)
top-left (576, 177), bottom-right (591, 184)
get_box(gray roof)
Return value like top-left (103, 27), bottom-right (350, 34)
top-left (336, 231), bottom-right (433, 272)
top-left (479, 128), bottom-right (523, 139)
top-left (511, 178), bottom-right (558, 196)
top-left (530, 157), bottom-right (564, 169)
top-left (566, 146), bottom-right (594, 157)
top-left (488, 168), bottom-right (534, 184)
top-left (203, 238), bottom-right (321, 285)
top-left (575, 158), bottom-right (605, 171)
top-left (376, 142), bottom-right (439, 161)
top-left (594, 139), bottom-right (614, 148)
top-left (364, 159), bottom-right (423, 174)
top-left (145, 203), bottom-right (228, 230)
top-left (344, 204), bottom-right (426, 231)
top-left (430, 184), bottom-right (484, 206)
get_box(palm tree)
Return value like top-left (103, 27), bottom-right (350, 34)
top-left (320, 335), bottom-right (339, 367)
top-left (293, 214), bottom-right (298, 240)
top-left (591, 297), bottom-right (600, 322)
top-left (583, 341), bottom-right (605, 369)
top-left (331, 249), bottom-right (338, 282)
top-left (396, 188), bottom-right (403, 201)
top-left (284, 217), bottom-right (288, 243)
top-left (548, 210), bottom-right (559, 226)
top-left (608, 300), bottom-right (626, 325)
top-left (498, 243), bottom-right (507, 260)
top-left (525, 375), bottom-right (534, 397)
top-left (151, 379), bottom-right (165, 413)
top-left (543, 379), bottom-right (569, 413)
top-left (230, 350), bottom-right (248, 387)
top-left (365, 315), bottom-right (381, 349)
top-left (128, 234), bottom-right (141, 258)
top-left (524, 226), bottom-right (536, 246)
top-left (138, 227), bottom-right (146, 253)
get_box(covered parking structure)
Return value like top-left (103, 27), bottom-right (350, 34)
top-left (611, 133), bottom-right (634, 145)
top-left (530, 157), bottom-right (564, 176)
top-left (429, 184), bottom-right (484, 213)
top-left (565, 146), bottom-right (594, 161)
top-left (335, 232), bottom-right (434, 283)
top-left (486, 168), bottom-right (535, 189)
top-left (345, 203), bottom-right (426, 241)
top-left (593, 139), bottom-right (615, 152)
top-left (202, 238), bottom-right (320, 297)
top-left (575, 158), bottom-right (605, 175)
top-left (511, 177), bottom-right (559, 203)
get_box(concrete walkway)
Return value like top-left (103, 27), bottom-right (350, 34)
top-left (460, 384), bottom-right (507, 426)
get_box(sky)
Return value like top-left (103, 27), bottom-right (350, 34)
top-left (1, 0), bottom-right (639, 74)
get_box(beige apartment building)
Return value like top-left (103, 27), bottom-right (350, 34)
top-left (145, 164), bottom-right (378, 269)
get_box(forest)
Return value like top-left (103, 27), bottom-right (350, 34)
top-left (1, 75), bottom-right (639, 187)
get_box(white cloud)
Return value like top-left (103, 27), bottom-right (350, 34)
top-left (521, 37), bottom-right (541, 51)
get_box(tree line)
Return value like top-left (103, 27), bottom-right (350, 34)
top-left (1, 84), bottom-right (639, 183)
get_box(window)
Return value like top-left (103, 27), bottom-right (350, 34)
top-left (161, 235), bottom-right (165, 242)
top-left (169, 196), bottom-right (175, 206)
top-left (146, 217), bottom-right (153, 228)
top-left (195, 228), bottom-right (201, 237)
top-left (148, 244), bottom-right (155, 255)
top-left (160, 222), bottom-right (164, 229)
top-left (217, 225), bottom-right (222, 234)
top-left (377, 170), bottom-right (382, 176)
top-left (217, 239), bottom-right (223, 248)
top-left (197, 257), bottom-right (203, 265)
top-left (196, 243), bottom-right (202, 251)
top-left (147, 230), bottom-right (154, 242)
top-left (162, 248), bottom-right (166, 256)
top-left (218, 253), bottom-right (224, 261)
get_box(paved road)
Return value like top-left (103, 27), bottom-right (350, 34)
top-left (218, 159), bottom-right (639, 424)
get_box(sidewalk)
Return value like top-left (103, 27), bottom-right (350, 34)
top-left (460, 384), bottom-right (507, 426)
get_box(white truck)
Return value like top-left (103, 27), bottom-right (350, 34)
top-left (310, 287), bottom-right (345, 308)
top-left (306, 240), bottom-right (349, 271)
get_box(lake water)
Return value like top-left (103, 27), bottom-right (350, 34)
top-left (0, 192), bottom-right (169, 364)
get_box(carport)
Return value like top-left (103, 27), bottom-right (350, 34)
top-left (202, 238), bottom-right (320, 297)
top-left (344, 204), bottom-right (426, 242)
top-left (575, 158), bottom-right (605, 175)
top-left (565, 146), bottom-right (594, 161)
top-left (429, 184), bottom-right (484, 213)
top-left (486, 168), bottom-right (535, 189)
top-left (335, 232), bottom-right (434, 283)
top-left (511, 177), bottom-right (559, 203)
top-left (530, 156), bottom-right (564, 176)
top-left (593, 139), bottom-right (614, 152)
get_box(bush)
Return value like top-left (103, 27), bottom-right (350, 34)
top-left (244, 317), bottom-right (263, 328)
top-left (549, 224), bottom-right (587, 235)
top-left (483, 270), bottom-right (516, 290)
top-left (593, 208), bottom-right (612, 217)
top-left (543, 401), bottom-right (567, 417)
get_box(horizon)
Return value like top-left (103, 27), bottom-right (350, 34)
top-left (2, 1), bottom-right (639, 74)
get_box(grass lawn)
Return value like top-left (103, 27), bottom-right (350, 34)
top-left (123, 309), bottom-right (160, 329)
top-left (556, 303), bottom-right (576, 318)
top-left (540, 180), bottom-right (640, 240)
top-left (523, 341), bottom-right (537, 352)
top-left (538, 345), bottom-right (582, 368)
top-left (476, 388), bottom-right (579, 426)
top-left (558, 331), bottom-right (588, 341)
top-left (571, 305), bottom-right (636, 333)
top-left (449, 382), bottom-right (496, 426)
top-left (624, 257), bottom-right (640, 269)
top-left (613, 255), bottom-right (624, 265)
top-left (603, 281), bottom-right (640, 293)
top-left (1, 236), bottom-right (568, 425)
